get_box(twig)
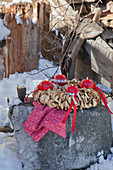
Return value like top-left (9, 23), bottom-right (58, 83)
top-left (27, 66), bottom-right (58, 75)
top-left (27, 65), bottom-right (60, 80)
top-left (48, 2), bottom-right (72, 9)
top-left (81, 0), bottom-right (103, 21)
top-left (77, 0), bottom-right (85, 22)
top-left (43, 44), bottom-right (61, 52)
top-left (39, 70), bottom-right (50, 78)
top-left (49, 66), bottom-right (59, 80)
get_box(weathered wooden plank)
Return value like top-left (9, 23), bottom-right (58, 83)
top-left (100, 14), bottom-right (113, 20)
top-left (43, 3), bottom-right (51, 32)
top-left (75, 47), bottom-right (102, 83)
top-left (39, 1), bottom-right (45, 30)
top-left (47, 0), bottom-right (78, 30)
top-left (3, 10), bottom-right (40, 76)
top-left (107, 1), bottom-right (113, 13)
top-left (0, 53), bottom-right (3, 79)
top-left (76, 18), bottom-right (103, 39)
top-left (84, 36), bottom-right (113, 89)
top-left (0, 0), bottom-right (12, 2)
top-left (66, 0), bottom-right (96, 4)
top-left (0, 1), bottom-right (53, 77)
top-left (67, 34), bottom-right (84, 80)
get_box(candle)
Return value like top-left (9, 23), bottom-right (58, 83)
top-left (80, 77), bottom-right (93, 88)
top-left (39, 80), bottom-right (53, 91)
top-left (25, 80), bottom-right (53, 101)
top-left (66, 84), bottom-right (79, 95)
top-left (51, 74), bottom-right (67, 86)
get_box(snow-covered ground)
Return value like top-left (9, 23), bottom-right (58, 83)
top-left (0, 57), bottom-right (113, 170)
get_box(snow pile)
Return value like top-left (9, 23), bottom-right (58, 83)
top-left (0, 133), bottom-right (22, 170)
top-left (87, 149), bottom-right (113, 170)
top-left (0, 19), bottom-right (11, 40)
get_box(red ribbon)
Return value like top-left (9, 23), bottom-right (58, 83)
top-left (25, 85), bottom-right (40, 102)
top-left (62, 95), bottom-right (78, 132)
top-left (93, 84), bottom-right (113, 114)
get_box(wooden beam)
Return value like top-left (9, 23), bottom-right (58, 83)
top-left (84, 36), bottom-right (113, 88)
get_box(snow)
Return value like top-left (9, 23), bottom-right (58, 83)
top-left (0, 19), bottom-right (11, 40)
top-left (32, 8), bottom-right (37, 24)
top-left (0, 133), bottom-right (22, 170)
top-left (15, 11), bottom-right (22, 25)
top-left (52, 27), bottom-right (59, 36)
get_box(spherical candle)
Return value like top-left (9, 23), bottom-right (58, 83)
top-left (80, 77), bottom-right (93, 88)
top-left (52, 74), bottom-right (67, 86)
top-left (39, 80), bottom-right (53, 91)
top-left (66, 84), bottom-right (79, 95)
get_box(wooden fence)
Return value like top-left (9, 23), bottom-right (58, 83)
top-left (0, 1), bottom-right (51, 78)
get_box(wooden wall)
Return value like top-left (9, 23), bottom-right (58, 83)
top-left (0, 1), bottom-right (51, 78)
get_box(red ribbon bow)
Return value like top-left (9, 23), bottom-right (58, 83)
top-left (62, 85), bottom-right (79, 132)
top-left (80, 78), bottom-right (113, 115)
top-left (93, 84), bottom-right (113, 114)
top-left (25, 80), bottom-right (53, 102)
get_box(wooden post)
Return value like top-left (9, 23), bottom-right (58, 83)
top-left (17, 86), bottom-right (26, 102)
